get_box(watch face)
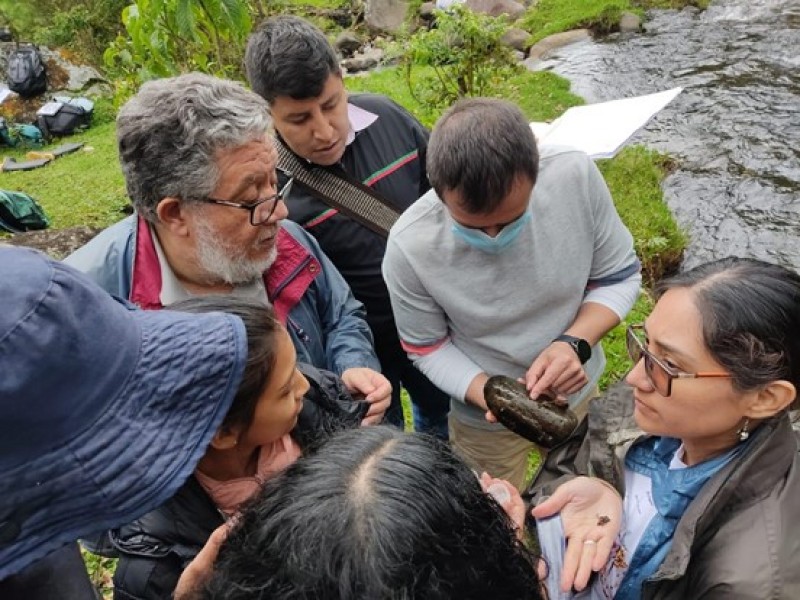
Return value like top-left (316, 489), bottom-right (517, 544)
top-left (576, 339), bottom-right (591, 364)
top-left (557, 335), bottom-right (591, 364)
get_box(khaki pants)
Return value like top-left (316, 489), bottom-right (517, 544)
top-left (449, 387), bottom-right (599, 491)
top-left (449, 414), bottom-right (535, 491)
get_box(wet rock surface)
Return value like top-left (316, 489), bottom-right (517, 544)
top-left (529, 0), bottom-right (800, 271)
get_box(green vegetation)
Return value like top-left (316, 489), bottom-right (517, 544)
top-left (402, 5), bottom-right (519, 108)
top-left (598, 147), bottom-right (686, 284)
top-left (348, 66), bottom-right (582, 128)
top-left (521, 0), bottom-right (709, 43)
top-left (82, 552), bottom-right (116, 600)
top-left (103, 0), bottom-right (253, 105)
top-left (0, 0), bottom-right (128, 66)
top-left (520, 0), bottom-right (632, 43)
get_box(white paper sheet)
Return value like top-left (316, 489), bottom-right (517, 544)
top-left (37, 101), bottom-right (64, 117)
top-left (530, 87), bottom-right (683, 159)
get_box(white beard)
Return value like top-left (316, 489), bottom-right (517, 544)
top-left (194, 218), bottom-right (278, 285)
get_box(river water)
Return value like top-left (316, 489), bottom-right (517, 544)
top-left (533, 0), bottom-right (800, 270)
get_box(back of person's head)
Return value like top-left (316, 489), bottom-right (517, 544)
top-left (202, 427), bottom-right (543, 600)
top-left (656, 257), bottom-right (800, 392)
top-left (427, 97), bottom-right (539, 214)
top-left (116, 72), bottom-right (272, 223)
top-left (170, 296), bottom-right (282, 433)
top-left (245, 16), bottom-right (341, 104)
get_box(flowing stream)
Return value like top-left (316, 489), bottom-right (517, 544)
top-left (534, 0), bottom-right (800, 270)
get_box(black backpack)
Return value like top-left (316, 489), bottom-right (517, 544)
top-left (7, 45), bottom-right (47, 98)
top-left (37, 102), bottom-right (92, 139)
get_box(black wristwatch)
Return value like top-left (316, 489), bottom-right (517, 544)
top-left (553, 334), bottom-right (592, 364)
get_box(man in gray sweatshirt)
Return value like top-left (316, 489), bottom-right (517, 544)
top-left (383, 98), bottom-right (641, 489)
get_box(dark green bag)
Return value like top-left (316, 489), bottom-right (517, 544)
top-left (0, 190), bottom-right (50, 233)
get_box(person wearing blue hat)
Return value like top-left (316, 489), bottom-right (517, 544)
top-left (0, 247), bottom-right (249, 597)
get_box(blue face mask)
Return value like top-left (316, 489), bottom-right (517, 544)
top-left (451, 211), bottom-right (531, 254)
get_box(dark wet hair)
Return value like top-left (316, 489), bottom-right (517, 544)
top-left (427, 97), bottom-right (539, 214)
top-left (656, 257), bottom-right (800, 392)
top-left (202, 427), bottom-right (544, 600)
top-left (170, 296), bottom-right (282, 431)
top-left (245, 16), bottom-right (341, 104)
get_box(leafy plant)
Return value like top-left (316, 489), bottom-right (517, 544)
top-left (103, 0), bottom-right (251, 105)
top-left (402, 5), bottom-right (521, 110)
top-left (0, 0), bottom-right (127, 66)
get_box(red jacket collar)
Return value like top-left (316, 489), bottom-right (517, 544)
top-left (129, 217), bottom-right (320, 323)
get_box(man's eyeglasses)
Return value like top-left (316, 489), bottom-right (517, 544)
top-left (193, 174), bottom-right (294, 226)
top-left (625, 324), bottom-right (731, 397)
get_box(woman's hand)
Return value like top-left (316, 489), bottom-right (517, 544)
top-left (479, 472), bottom-right (526, 536)
top-left (531, 476), bottom-right (622, 592)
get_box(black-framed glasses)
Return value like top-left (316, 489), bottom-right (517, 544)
top-left (193, 173), bottom-right (294, 226)
top-left (625, 324), bottom-right (731, 397)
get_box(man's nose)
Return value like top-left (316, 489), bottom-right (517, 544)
top-left (311, 112), bottom-right (335, 141)
top-left (266, 198), bottom-right (289, 223)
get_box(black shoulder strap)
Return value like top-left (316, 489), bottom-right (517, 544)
top-left (275, 137), bottom-right (401, 237)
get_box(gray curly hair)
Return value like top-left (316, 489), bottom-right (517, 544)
top-left (116, 73), bottom-right (273, 223)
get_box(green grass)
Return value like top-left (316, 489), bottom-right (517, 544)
top-left (0, 121), bottom-right (129, 233)
top-left (520, 0), bottom-right (633, 43)
top-left (81, 551), bottom-right (116, 600)
top-left (0, 97), bottom-right (128, 234)
top-left (599, 147), bottom-right (687, 284)
top-left (520, 0), bottom-right (710, 44)
top-left (348, 65), bottom-right (583, 127)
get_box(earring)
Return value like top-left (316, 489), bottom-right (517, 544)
top-left (736, 418), bottom-right (750, 442)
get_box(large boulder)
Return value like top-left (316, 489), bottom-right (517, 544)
top-left (0, 44), bottom-right (109, 95)
top-left (501, 27), bottom-right (531, 52)
top-left (341, 47), bottom-right (385, 73)
top-left (465, 0), bottom-right (526, 20)
top-left (525, 29), bottom-right (591, 61)
top-left (619, 12), bottom-right (642, 33)
top-left (365, 0), bottom-right (411, 33)
top-left (0, 43), bottom-right (110, 123)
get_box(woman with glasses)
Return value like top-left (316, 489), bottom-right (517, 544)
top-left (527, 257), bottom-right (800, 599)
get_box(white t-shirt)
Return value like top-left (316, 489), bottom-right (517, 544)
top-left (590, 445), bottom-right (688, 599)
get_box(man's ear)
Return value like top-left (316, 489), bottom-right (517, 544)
top-left (155, 197), bottom-right (191, 237)
top-left (745, 380), bottom-right (796, 419)
top-left (208, 425), bottom-right (240, 451)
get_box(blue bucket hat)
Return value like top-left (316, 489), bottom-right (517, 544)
top-left (0, 247), bottom-right (247, 578)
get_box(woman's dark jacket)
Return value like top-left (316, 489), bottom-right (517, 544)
top-left (111, 364), bottom-right (369, 600)
top-left (526, 383), bottom-right (800, 599)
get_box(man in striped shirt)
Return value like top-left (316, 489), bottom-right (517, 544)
top-left (245, 16), bottom-right (450, 438)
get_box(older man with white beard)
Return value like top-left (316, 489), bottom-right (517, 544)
top-left (66, 73), bottom-right (390, 423)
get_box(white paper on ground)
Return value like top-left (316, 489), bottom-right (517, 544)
top-left (37, 101), bottom-right (64, 117)
top-left (0, 85), bottom-right (12, 105)
top-left (530, 87), bottom-right (683, 160)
